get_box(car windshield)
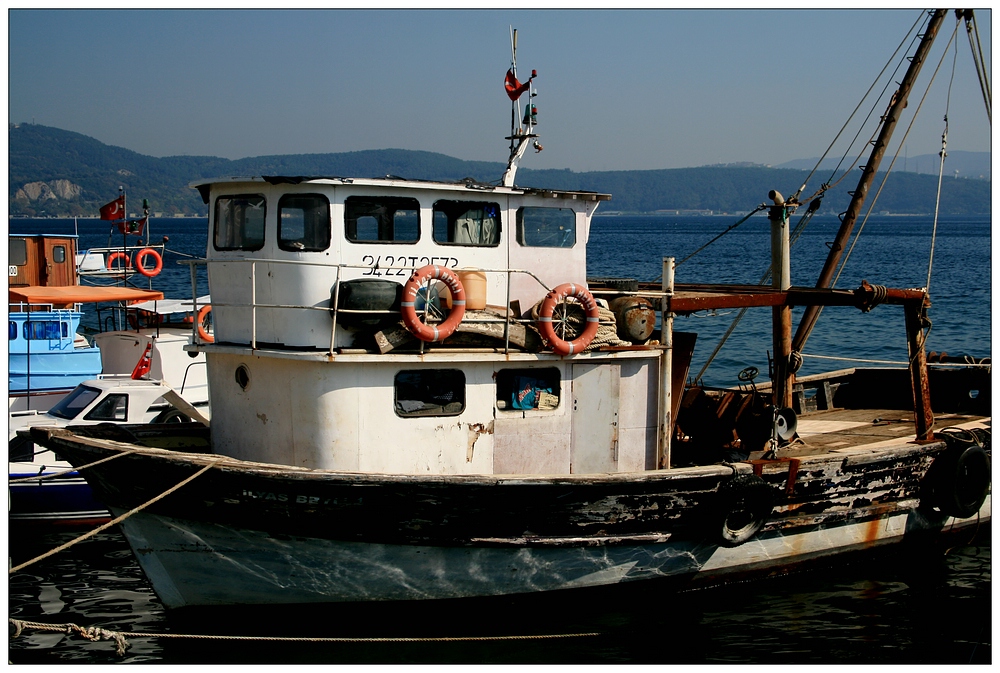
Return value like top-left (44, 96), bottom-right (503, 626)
top-left (48, 385), bottom-right (101, 420)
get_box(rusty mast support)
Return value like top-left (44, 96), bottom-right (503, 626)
top-left (904, 298), bottom-right (935, 441)
top-left (769, 191), bottom-right (794, 409)
top-left (792, 9), bottom-right (947, 355)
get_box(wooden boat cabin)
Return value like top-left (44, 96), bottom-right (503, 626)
top-left (9, 234), bottom-right (78, 290)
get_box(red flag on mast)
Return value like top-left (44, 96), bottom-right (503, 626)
top-left (504, 69), bottom-right (531, 101)
top-left (100, 196), bottom-right (125, 220)
top-left (131, 341), bottom-right (153, 379)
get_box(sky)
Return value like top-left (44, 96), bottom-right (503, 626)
top-left (7, 8), bottom-right (992, 173)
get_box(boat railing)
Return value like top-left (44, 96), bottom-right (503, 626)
top-left (182, 257), bottom-right (662, 354)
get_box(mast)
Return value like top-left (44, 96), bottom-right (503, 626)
top-left (791, 9), bottom-right (947, 354)
top-left (501, 27), bottom-right (539, 187)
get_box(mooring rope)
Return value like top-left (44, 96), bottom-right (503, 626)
top-left (9, 449), bottom-right (137, 484)
top-left (9, 459), bottom-right (221, 574)
top-left (9, 619), bottom-right (600, 657)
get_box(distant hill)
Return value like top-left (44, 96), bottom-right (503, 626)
top-left (9, 123), bottom-right (991, 217)
top-left (776, 150), bottom-right (991, 180)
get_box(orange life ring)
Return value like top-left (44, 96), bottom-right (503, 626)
top-left (401, 265), bottom-right (465, 342)
top-left (133, 248), bottom-right (163, 277)
top-left (196, 305), bottom-right (214, 343)
top-left (107, 251), bottom-right (131, 270)
top-left (537, 283), bottom-right (601, 355)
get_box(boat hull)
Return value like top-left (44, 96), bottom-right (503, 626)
top-left (115, 500), bottom-right (989, 609)
top-left (28, 424), bottom-right (991, 608)
top-left (9, 467), bottom-right (110, 525)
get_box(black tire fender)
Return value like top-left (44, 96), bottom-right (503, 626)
top-left (923, 438), bottom-right (991, 519)
top-left (715, 473), bottom-right (774, 547)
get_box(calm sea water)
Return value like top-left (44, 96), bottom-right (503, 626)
top-left (8, 213), bottom-right (992, 663)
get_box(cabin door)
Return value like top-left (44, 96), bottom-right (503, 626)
top-left (570, 363), bottom-right (620, 473)
top-left (42, 238), bottom-right (75, 286)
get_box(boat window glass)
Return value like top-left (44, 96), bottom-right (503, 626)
top-left (394, 369), bottom-right (465, 417)
top-left (84, 394), bottom-right (129, 422)
top-left (48, 385), bottom-right (102, 420)
top-left (345, 196), bottom-right (420, 244)
top-left (432, 201), bottom-right (501, 247)
top-left (278, 193), bottom-right (331, 252)
top-left (213, 195), bottom-right (266, 251)
top-left (9, 239), bottom-right (27, 266)
top-left (495, 368), bottom-right (561, 410)
top-left (9, 322), bottom-right (17, 341)
top-left (52, 246), bottom-right (66, 263)
top-left (517, 207), bottom-right (576, 248)
top-left (23, 321), bottom-right (69, 340)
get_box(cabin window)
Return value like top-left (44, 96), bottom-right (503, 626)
top-left (495, 368), bottom-right (561, 411)
top-left (23, 321), bottom-right (69, 340)
top-left (432, 201), bottom-right (501, 247)
top-left (52, 246), bottom-right (66, 263)
top-left (278, 193), bottom-right (331, 252)
top-left (345, 196), bottom-right (420, 244)
top-left (9, 322), bottom-right (17, 340)
top-left (214, 194), bottom-right (266, 251)
top-left (394, 369), bottom-right (465, 417)
top-left (48, 385), bottom-right (102, 420)
top-left (9, 239), bottom-right (27, 266)
top-left (85, 394), bottom-right (129, 422)
top-left (517, 207), bottom-right (576, 248)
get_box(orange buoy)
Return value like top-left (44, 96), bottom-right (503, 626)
top-left (401, 265), bottom-right (465, 342)
top-left (133, 248), bottom-right (163, 277)
top-left (196, 305), bottom-right (214, 343)
top-left (537, 283), bottom-right (600, 355)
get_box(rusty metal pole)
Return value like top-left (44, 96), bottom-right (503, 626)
top-left (769, 192), bottom-right (793, 409)
top-left (792, 9), bottom-right (947, 354)
top-left (904, 298), bottom-right (935, 441)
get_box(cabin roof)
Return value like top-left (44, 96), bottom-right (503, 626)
top-left (189, 175), bottom-right (611, 205)
top-left (9, 285), bottom-right (164, 306)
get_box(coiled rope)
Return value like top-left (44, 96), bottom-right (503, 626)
top-left (9, 619), bottom-right (599, 657)
top-left (9, 458), bottom-right (221, 574)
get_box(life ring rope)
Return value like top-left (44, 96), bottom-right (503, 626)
top-left (133, 248), bottom-right (163, 278)
top-left (196, 305), bottom-right (214, 343)
top-left (400, 265), bottom-right (466, 342)
top-left (537, 283), bottom-right (600, 355)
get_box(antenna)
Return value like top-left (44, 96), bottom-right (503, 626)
top-left (501, 27), bottom-right (540, 187)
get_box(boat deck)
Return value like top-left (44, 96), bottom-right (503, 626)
top-left (753, 408), bottom-right (990, 460)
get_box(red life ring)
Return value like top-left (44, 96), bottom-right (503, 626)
top-left (133, 248), bottom-right (163, 277)
top-left (106, 251), bottom-right (131, 270)
top-left (196, 305), bottom-right (214, 343)
top-left (401, 265), bottom-right (465, 342)
top-left (537, 283), bottom-right (601, 355)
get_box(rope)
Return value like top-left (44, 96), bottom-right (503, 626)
top-left (9, 449), bottom-right (136, 484)
top-left (530, 302), bottom-right (630, 350)
top-left (926, 30), bottom-right (959, 294)
top-left (9, 619), bottom-right (599, 657)
top-left (9, 459), bottom-right (221, 574)
top-left (963, 11), bottom-right (991, 122)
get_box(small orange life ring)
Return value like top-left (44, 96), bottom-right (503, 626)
top-left (537, 283), bottom-right (601, 355)
top-left (133, 248), bottom-right (163, 277)
top-left (196, 305), bottom-right (214, 343)
top-left (401, 265), bottom-right (465, 342)
top-left (107, 251), bottom-right (131, 270)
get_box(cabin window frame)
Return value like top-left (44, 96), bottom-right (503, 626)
top-left (9, 239), bottom-right (27, 266)
top-left (84, 393), bottom-right (129, 422)
top-left (344, 196), bottom-right (421, 245)
top-left (213, 194), bottom-right (267, 252)
top-left (52, 245), bottom-right (67, 264)
top-left (432, 200), bottom-right (502, 247)
top-left (9, 322), bottom-right (17, 341)
top-left (48, 385), bottom-right (102, 420)
top-left (22, 320), bottom-right (69, 340)
top-left (277, 193), bottom-right (332, 252)
top-left (516, 206), bottom-right (577, 248)
top-left (495, 367), bottom-right (561, 412)
top-left (393, 369), bottom-right (466, 418)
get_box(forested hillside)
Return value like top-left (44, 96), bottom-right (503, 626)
top-left (10, 123), bottom-right (991, 217)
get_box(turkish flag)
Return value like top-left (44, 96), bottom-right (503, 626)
top-left (100, 196), bottom-right (125, 220)
top-left (131, 341), bottom-right (153, 379)
top-left (504, 69), bottom-right (531, 101)
top-left (117, 216), bottom-right (147, 236)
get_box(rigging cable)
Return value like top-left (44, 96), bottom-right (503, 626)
top-left (962, 10), bottom-right (991, 122)
top-left (926, 29), bottom-right (960, 294)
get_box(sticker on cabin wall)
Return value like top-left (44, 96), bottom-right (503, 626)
top-left (9, 266), bottom-right (17, 277)
top-left (360, 254), bottom-right (459, 277)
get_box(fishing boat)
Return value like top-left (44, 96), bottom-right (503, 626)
top-left (29, 15), bottom-right (990, 609)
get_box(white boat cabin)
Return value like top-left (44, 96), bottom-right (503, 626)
top-left (191, 177), bottom-right (670, 476)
